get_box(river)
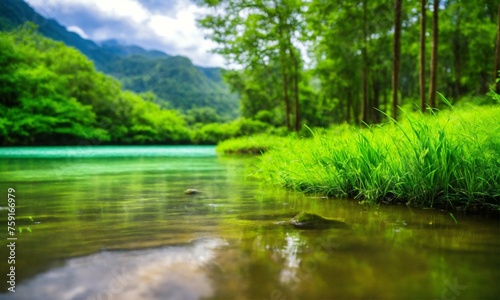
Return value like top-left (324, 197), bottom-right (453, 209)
top-left (0, 146), bottom-right (498, 299)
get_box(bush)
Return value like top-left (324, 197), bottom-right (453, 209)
top-left (191, 118), bottom-right (270, 144)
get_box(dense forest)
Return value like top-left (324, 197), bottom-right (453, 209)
top-left (198, 0), bottom-right (499, 129)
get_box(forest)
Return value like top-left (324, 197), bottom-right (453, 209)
top-left (198, 0), bottom-right (499, 129)
top-left (0, 25), bottom-right (268, 145)
top-left (0, 0), bottom-right (499, 147)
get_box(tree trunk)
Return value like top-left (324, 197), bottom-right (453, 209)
top-left (362, 0), bottom-right (369, 123)
top-left (392, 0), bottom-right (402, 119)
top-left (420, 0), bottom-right (427, 112)
top-left (345, 88), bottom-right (351, 123)
top-left (277, 14), bottom-right (291, 131)
top-left (281, 61), bottom-right (291, 130)
top-left (293, 71), bottom-right (300, 132)
top-left (373, 78), bottom-right (380, 123)
top-left (384, 84), bottom-right (388, 121)
top-left (353, 85), bottom-right (361, 124)
top-left (290, 47), bottom-right (300, 132)
top-left (453, 3), bottom-right (462, 98)
top-left (453, 37), bottom-right (462, 97)
top-left (429, 0), bottom-right (439, 108)
top-left (494, 3), bottom-right (500, 93)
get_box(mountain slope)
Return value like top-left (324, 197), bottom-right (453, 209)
top-left (107, 54), bottom-right (238, 115)
top-left (0, 0), bottom-right (114, 69)
top-left (0, 0), bottom-right (239, 118)
top-left (100, 39), bottom-right (169, 59)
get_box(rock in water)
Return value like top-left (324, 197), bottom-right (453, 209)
top-left (290, 212), bottom-right (349, 230)
top-left (184, 189), bottom-right (201, 195)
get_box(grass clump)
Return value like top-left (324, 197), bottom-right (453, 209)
top-left (216, 134), bottom-right (292, 154)
top-left (257, 102), bottom-right (500, 213)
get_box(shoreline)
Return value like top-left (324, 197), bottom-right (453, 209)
top-left (217, 105), bottom-right (500, 216)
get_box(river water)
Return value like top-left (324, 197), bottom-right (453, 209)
top-left (0, 146), bottom-right (498, 299)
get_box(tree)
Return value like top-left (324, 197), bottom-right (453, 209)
top-left (185, 107), bottom-right (221, 125)
top-left (307, 0), bottom-right (361, 124)
top-left (197, 0), bottom-right (304, 131)
top-left (420, 0), bottom-right (427, 112)
top-left (277, 2), bottom-right (292, 130)
top-left (424, 0), bottom-right (496, 98)
top-left (495, 3), bottom-right (500, 93)
top-left (362, 0), bottom-right (369, 123)
top-left (392, 0), bottom-right (402, 119)
top-left (428, 0), bottom-right (439, 108)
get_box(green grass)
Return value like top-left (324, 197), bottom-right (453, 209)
top-left (222, 102), bottom-right (500, 213)
top-left (216, 134), bottom-right (292, 154)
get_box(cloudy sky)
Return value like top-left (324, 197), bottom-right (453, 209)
top-left (24, 0), bottom-right (225, 67)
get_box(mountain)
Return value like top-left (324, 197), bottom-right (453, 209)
top-left (106, 54), bottom-right (237, 114)
top-left (0, 0), bottom-right (114, 69)
top-left (100, 39), bottom-right (169, 59)
top-left (0, 0), bottom-right (239, 118)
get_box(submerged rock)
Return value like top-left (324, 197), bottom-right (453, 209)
top-left (184, 189), bottom-right (201, 195)
top-left (290, 212), bottom-right (349, 230)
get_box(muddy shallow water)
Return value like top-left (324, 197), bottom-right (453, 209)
top-left (0, 146), bottom-right (498, 299)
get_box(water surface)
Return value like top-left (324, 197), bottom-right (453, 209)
top-left (0, 146), bottom-right (498, 299)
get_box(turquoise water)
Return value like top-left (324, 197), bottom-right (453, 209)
top-left (0, 146), bottom-right (499, 299)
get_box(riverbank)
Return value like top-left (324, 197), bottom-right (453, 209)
top-left (218, 103), bottom-right (500, 214)
top-left (216, 134), bottom-right (292, 154)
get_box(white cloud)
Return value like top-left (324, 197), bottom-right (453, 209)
top-left (90, 0), bottom-right (150, 23)
top-left (27, 0), bottom-right (151, 23)
top-left (25, 0), bottom-right (226, 67)
top-left (67, 25), bottom-right (88, 39)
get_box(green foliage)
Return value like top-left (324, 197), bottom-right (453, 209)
top-left (0, 27), bottom-right (190, 145)
top-left (2, 0), bottom-right (498, 146)
top-left (185, 107), bottom-right (222, 125)
top-left (117, 91), bottom-right (190, 144)
top-left (224, 69), bottom-right (283, 121)
top-left (0, 30), bottom-right (107, 144)
top-left (198, 0), bottom-right (306, 131)
top-left (199, 0), bottom-right (497, 126)
top-left (217, 134), bottom-right (292, 154)
top-left (0, 0), bottom-right (239, 120)
top-left (191, 118), bottom-right (270, 144)
top-left (191, 122), bottom-right (237, 145)
top-left (107, 55), bottom-right (239, 118)
top-left (255, 101), bottom-right (500, 212)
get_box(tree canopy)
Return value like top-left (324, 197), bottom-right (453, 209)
top-left (198, 0), bottom-right (499, 127)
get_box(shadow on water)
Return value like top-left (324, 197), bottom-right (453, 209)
top-left (0, 146), bottom-right (499, 299)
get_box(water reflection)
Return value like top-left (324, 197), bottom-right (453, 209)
top-left (0, 146), bottom-right (498, 299)
top-left (278, 232), bottom-right (302, 285)
top-left (8, 238), bottom-right (226, 300)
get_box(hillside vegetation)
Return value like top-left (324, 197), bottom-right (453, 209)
top-left (0, 27), bottom-right (262, 145)
top-left (0, 27), bottom-right (188, 145)
top-left (0, 0), bottom-right (239, 119)
top-left (106, 54), bottom-right (238, 118)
